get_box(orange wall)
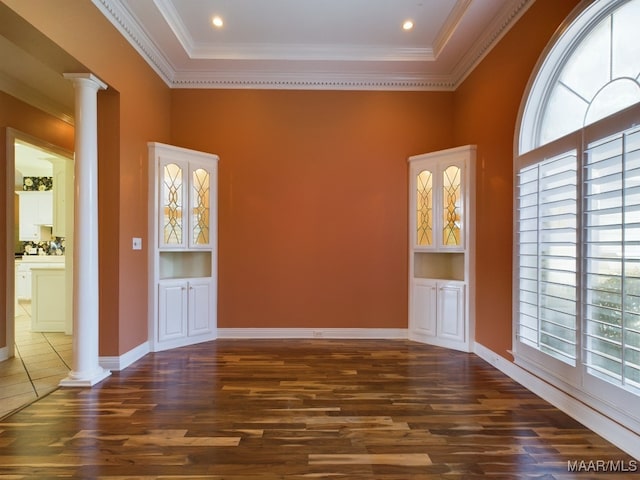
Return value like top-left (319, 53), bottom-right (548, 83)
top-left (2, 0), bottom-right (584, 359)
top-left (0, 92), bottom-right (74, 349)
top-left (4, 0), bottom-right (172, 355)
top-left (453, 0), bottom-right (581, 357)
top-left (171, 89), bottom-right (454, 328)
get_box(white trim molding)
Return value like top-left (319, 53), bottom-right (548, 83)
top-left (474, 342), bottom-right (640, 460)
top-left (99, 341), bottom-right (150, 371)
top-left (218, 328), bottom-right (408, 340)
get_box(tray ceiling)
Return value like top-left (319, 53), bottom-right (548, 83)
top-left (93, 0), bottom-right (533, 90)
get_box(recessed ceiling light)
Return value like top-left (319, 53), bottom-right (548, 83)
top-left (212, 15), bottom-right (223, 28)
top-left (403, 20), bottom-right (414, 31)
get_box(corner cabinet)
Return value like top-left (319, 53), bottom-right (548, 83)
top-left (408, 145), bottom-right (475, 352)
top-left (148, 142), bottom-right (219, 352)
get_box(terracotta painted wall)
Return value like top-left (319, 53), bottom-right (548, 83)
top-left (0, 92), bottom-right (74, 349)
top-left (3, 0), bottom-right (172, 355)
top-left (453, 0), bottom-right (581, 358)
top-left (171, 89), bottom-right (454, 329)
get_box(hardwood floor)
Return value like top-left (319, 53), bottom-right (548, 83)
top-left (0, 339), bottom-right (636, 478)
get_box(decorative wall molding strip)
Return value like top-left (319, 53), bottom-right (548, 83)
top-left (473, 342), bottom-right (640, 461)
top-left (99, 341), bottom-right (150, 371)
top-left (218, 328), bottom-right (408, 339)
top-left (170, 75), bottom-right (456, 91)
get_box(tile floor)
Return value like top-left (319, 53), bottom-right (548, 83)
top-left (0, 301), bottom-right (71, 419)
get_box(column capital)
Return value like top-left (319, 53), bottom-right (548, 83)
top-left (63, 73), bottom-right (107, 91)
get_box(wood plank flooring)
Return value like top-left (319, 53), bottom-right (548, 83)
top-left (0, 339), bottom-right (636, 479)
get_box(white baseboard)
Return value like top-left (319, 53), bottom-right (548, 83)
top-left (99, 341), bottom-right (150, 371)
top-left (474, 342), bottom-right (640, 460)
top-left (218, 328), bottom-right (408, 339)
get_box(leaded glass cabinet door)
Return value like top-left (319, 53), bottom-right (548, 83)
top-left (159, 158), bottom-right (187, 248)
top-left (189, 160), bottom-right (212, 248)
top-left (416, 169), bottom-right (434, 247)
top-left (441, 164), bottom-right (462, 248)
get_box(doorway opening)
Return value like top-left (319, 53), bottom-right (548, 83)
top-left (6, 128), bottom-right (74, 393)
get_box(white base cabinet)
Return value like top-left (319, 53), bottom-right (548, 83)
top-left (158, 278), bottom-right (213, 348)
top-left (411, 279), bottom-right (466, 351)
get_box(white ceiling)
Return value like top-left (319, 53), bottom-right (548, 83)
top-left (93, 0), bottom-right (533, 90)
top-left (15, 141), bottom-right (58, 178)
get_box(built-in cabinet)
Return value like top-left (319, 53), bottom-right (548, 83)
top-left (148, 142), bottom-right (219, 352)
top-left (408, 145), bottom-right (475, 352)
top-left (16, 191), bottom-right (53, 241)
top-left (158, 278), bottom-right (213, 343)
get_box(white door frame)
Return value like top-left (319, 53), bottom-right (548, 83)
top-left (3, 127), bottom-right (74, 360)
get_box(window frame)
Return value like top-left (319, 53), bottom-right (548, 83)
top-left (514, 0), bottom-right (640, 434)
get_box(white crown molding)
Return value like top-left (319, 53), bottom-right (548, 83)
top-left (93, 0), bottom-right (534, 91)
top-left (451, 0), bottom-right (534, 86)
top-left (172, 71), bottom-right (456, 91)
top-left (91, 0), bottom-right (175, 86)
top-left (432, 0), bottom-right (472, 59)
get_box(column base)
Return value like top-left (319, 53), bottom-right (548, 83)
top-left (59, 367), bottom-right (111, 387)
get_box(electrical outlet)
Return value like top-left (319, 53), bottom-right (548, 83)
top-left (132, 237), bottom-right (142, 250)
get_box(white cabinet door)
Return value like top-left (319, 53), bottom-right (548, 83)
top-left (437, 282), bottom-right (465, 343)
top-left (15, 263), bottom-right (30, 300)
top-left (52, 160), bottom-right (72, 237)
top-left (158, 281), bottom-right (188, 343)
top-left (18, 191), bottom-right (53, 241)
top-left (412, 279), bottom-right (437, 337)
top-left (187, 158), bottom-right (215, 249)
top-left (188, 279), bottom-right (212, 337)
top-left (158, 156), bottom-right (189, 249)
top-left (156, 154), bottom-right (216, 250)
top-left (409, 150), bottom-right (467, 252)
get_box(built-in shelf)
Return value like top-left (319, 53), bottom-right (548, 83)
top-left (159, 251), bottom-right (212, 280)
top-left (413, 252), bottom-right (465, 281)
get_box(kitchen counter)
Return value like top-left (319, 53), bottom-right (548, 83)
top-left (18, 255), bottom-right (65, 263)
top-left (15, 256), bottom-right (66, 301)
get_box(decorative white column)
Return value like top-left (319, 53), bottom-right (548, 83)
top-left (60, 73), bottom-right (111, 387)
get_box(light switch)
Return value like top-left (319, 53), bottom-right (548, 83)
top-left (132, 237), bottom-right (142, 250)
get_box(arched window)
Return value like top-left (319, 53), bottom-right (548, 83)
top-left (519, 0), bottom-right (640, 152)
top-left (514, 0), bottom-right (640, 434)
